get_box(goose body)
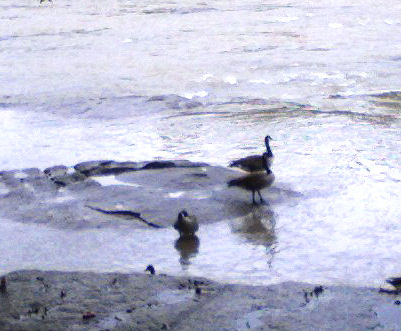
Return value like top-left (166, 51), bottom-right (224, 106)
top-left (228, 153), bottom-right (274, 204)
top-left (174, 210), bottom-right (199, 237)
top-left (229, 135), bottom-right (273, 172)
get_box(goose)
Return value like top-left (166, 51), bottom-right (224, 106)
top-left (229, 135), bottom-right (273, 172)
top-left (228, 153), bottom-right (275, 204)
top-left (174, 210), bottom-right (199, 237)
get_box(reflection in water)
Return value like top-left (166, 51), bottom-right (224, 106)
top-left (230, 206), bottom-right (277, 266)
top-left (174, 235), bottom-right (200, 268)
top-left (231, 206), bottom-right (276, 251)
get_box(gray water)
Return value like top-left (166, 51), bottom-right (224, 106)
top-left (1, 0), bottom-right (400, 287)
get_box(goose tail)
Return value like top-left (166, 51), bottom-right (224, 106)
top-left (227, 178), bottom-right (240, 187)
top-left (229, 160), bottom-right (240, 167)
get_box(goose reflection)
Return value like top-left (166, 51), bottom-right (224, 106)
top-left (174, 235), bottom-right (200, 267)
top-left (230, 206), bottom-right (276, 246)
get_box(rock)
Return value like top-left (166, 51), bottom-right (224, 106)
top-left (74, 160), bottom-right (140, 176)
top-left (0, 160), bottom-right (296, 230)
top-left (74, 160), bottom-right (113, 174)
top-left (74, 159), bottom-right (209, 176)
top-left (141, 161), bottom-right (176, 170)
top-left (44, 165), bottom-right (70, 178)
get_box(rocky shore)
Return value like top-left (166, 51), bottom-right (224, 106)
top-left (0, 269), bottom-right (400, 331)
top-left (1, 160), bottom-right (400, 330)
top-left (0, 159), bottom-right (288, 230)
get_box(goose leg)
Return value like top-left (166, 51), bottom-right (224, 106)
top-left (257, 190), bottom-right (265, 203)
top-left (252, 191), bottom-right (257, 205)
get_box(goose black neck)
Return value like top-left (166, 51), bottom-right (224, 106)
top-left (264, 166), bottom-right (272, 174)
top-left (262, 154), bottom-right (272, 173)
top-left (264, 138), bottom-right (273, 157)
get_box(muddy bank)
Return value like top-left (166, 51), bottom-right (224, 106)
top-left (0, 269), bottom-right (400, 331)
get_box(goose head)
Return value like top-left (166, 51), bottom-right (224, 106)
top-left (265, 135), bottom-right (273, 143)
top-left (178, 210), bottom-right (189, 221)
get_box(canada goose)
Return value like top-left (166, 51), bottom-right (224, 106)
top-left (229, 135), bottom-right (273, 172)
top-left (174, 210), bottom-right (199, 237)
top-left (228, 154), bottom-right (274, 204)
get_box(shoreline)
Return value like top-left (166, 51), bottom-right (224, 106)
top-left (0, 269), bottom-right (399, 331)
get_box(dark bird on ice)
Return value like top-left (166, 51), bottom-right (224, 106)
top-left (229, 135), bottom-right (274, 172)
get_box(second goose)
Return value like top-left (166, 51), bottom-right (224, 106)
top-left (174, 210), bottom-right (199, 237)
top-left (229, 135), bottom-right (274, 172)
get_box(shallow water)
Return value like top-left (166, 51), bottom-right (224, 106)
top-left (1, 0), bottom-right (401, 287)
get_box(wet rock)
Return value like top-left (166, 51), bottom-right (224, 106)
top-left (0, 159), bottom-right (298, 231)
top-left (141, 160), bottom-right (209, 169)
top-left (74, 160), bottom-right (114, 175)
top-left (0, 168), bottom-right (57, 206)
top-left (0, 168), bottom-right (43, 179)
top-left (75, 160), bottom-right (140, 176)
top-left (49, 171), bottom-right (88, 187)
top-left (141, 161), bottom-right (176, 170)
top-left (44, 165), bottom-right (70, 178)
top-left (74, 159), bottom-right (208, 176)
top-left (0, 168), bottom-right (47, 189)
top-left (146, 94), bottom-right (202, 110)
